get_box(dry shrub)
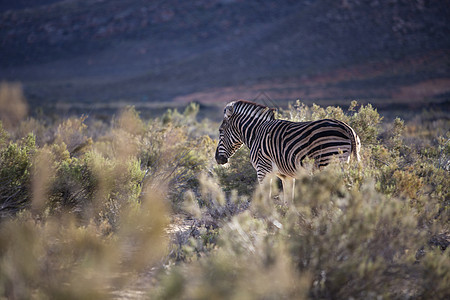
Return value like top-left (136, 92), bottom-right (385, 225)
top-left (0, 188), bottom-right (169, 299)
top-left (0, 82), bottom-right (28, 131)
top-left (1, 101), bottom-right (449, 299)
top-left (54, 115), bottom-right (92, 156)
top-left (0, 107), bottom-right (171, 298)
top-left (155, 101), bottom-right (449, 299)
top-left (159, 165), bottom-right (448, 299)
top-left (139, 117), bottom-right (216, 208)
top-left (13, 118), bottom-right (48, 145)
top-left (31, 146), bottom-right (55, 213)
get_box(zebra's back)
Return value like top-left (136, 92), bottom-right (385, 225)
top-left (260, 118), bottom-right (360, 177)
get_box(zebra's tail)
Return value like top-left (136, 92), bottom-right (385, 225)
top-left (351, 131), bottom-right (361, 163)
top-left (336, 120), bottom-right (361, 163)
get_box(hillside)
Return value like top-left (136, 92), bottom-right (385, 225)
top-left (0, 0), bottom-right (449, 117)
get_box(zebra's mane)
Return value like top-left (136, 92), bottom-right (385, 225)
top-left (226, 100), bottom-right (275, 120)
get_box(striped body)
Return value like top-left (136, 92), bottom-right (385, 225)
top-left (215, 100), bottom-right (361, 183)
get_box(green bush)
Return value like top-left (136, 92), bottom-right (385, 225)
top-left (213, 146), bottom-right (257, 197)
top-left (0, 132), bottom-right (36, 217)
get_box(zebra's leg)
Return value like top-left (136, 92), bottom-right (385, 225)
top-left (257, 174), bottom-right (280, 200)
top-left (256, 171), bottom-right (269, 198)
top-left (281, 177), bottom-right (295, 204)
top-left (292, 178), bottom-right (296, 202)
top-left (256, 163), bottom-right (277, 199)
top-left (269, 177), bottom-right (272, 199)
top-left (269, 177), bottom-right (273, 199)
top-left (262, 176), bottom-right (277, 199)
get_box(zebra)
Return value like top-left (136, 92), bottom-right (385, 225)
top-left (215, 100), bottom-right (361, 199)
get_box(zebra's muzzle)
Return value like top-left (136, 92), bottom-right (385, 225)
top-left (215, 152), bottom-right (228, 165)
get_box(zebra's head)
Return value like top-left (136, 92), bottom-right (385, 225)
top-left (215, 102), bottom-right (243, 165)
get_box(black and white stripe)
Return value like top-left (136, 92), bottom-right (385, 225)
top-left (215, 100), bottom-right (361, 183)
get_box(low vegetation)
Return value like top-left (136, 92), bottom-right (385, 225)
top-left (0, 93), bottom-right (449, 298)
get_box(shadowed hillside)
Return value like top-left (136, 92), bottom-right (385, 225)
top-left (0, 0), bottom-right (449, 116)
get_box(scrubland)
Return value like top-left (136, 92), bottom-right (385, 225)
top-left (0, 84), bottom-right (449, 299)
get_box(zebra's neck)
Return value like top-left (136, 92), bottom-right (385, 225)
top-left (238, 117), bottom-right (269, 147)
top-left (231, 101), bottom-right (275, 147)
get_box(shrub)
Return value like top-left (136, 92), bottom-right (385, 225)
top-left (213, 146), bottom-right (258, 197)
top-left (1, 101), bottom-right (449, 299)
top-left (155, 101), bottom-right (449, 299)
top-left (0, 133), bottom-right (36, 217)
top-left (0, 186), bottom-right (169, 299)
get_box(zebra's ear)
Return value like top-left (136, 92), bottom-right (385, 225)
top-left (224, 105), bottom-right (234, 118)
